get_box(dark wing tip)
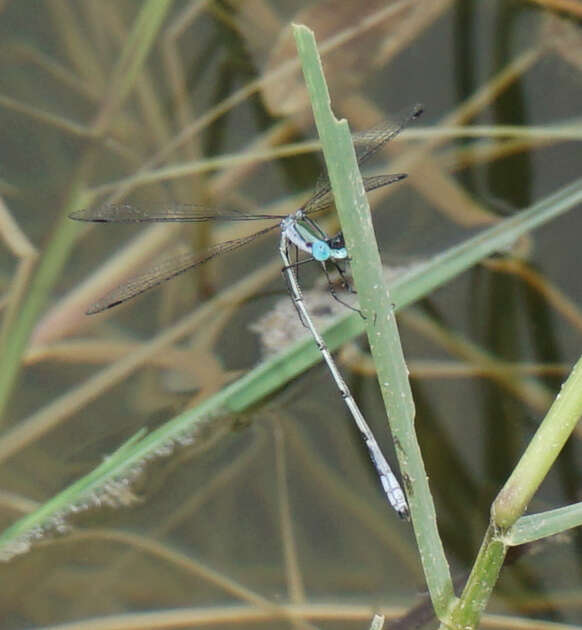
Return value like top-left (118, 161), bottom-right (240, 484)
top-left (86, 299), bottom-right (121, 315)
top-left (69, 203), bottom-right (139, 223)
top-left (412, 103), bottom-right (424, 119)
top-left (69, 209), bottom-right (93, 221)
top-left (69, 208), bottom-right (113, 223)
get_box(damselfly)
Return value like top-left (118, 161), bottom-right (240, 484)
top-left (70, 104), bottom-right (422, 315)
top-left (70, 104), bottom-right (423, 517)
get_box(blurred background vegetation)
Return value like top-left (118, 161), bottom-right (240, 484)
top-left (0, 1), bottom-right (581, 628)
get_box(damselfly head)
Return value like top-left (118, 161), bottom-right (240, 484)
top-left (328, 232), bottom-right (345, 249)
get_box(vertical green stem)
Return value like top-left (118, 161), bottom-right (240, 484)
top-left (493, 354), bottom-right (582, 528)
top-left (293, 24), bottom-right (455, 619)
top-left (447, 526), bottom-right (507, 629)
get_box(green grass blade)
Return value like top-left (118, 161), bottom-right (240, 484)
top-left (292, 24), bottom-right (454, 617)
top-left (0, 187), bottom-right (94, 425)
top-left (506, 503), bottom-right (582, 545)
top-left (493, 353), bottom-right (582, 528)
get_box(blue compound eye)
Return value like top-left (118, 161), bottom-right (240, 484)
top-left (312, 240), bottom-right (331, 261)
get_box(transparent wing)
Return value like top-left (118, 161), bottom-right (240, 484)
top-left (352, 103), bottom-right (423, 167)
top-left (86, 225), bottom-right (277, 314)
top-left (303, 173), bottom-right (408, 215)
top-left (303, 103), bottom-right (423, 216)
top-left (70, 202), bottom-right (280, 223)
